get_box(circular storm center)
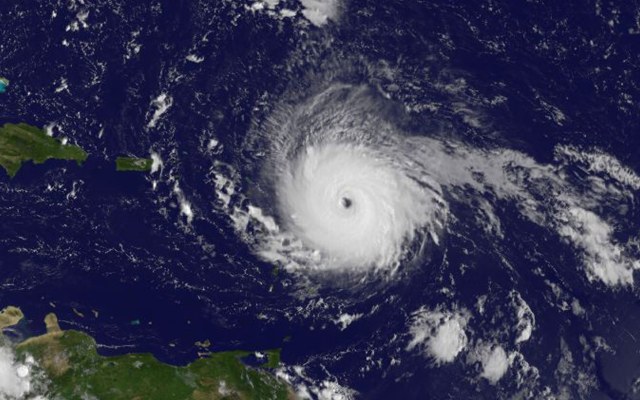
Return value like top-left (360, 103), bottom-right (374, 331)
top-left (276, 142), bottom-right (445, 270)
top-left (340, 197), bottom-right (353, 209)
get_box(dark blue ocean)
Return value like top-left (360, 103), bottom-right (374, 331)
top-left (1, 0), bottom-right (640, 398)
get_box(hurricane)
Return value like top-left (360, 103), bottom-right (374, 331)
top-left (271, 86), bottom-right (452, 272)
top-left (214, 80), bottom-right (639, 286)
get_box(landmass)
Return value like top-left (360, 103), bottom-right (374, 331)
top-left (0, 77), bottom-right (8, 93)
top-left (0, 306), bottom-right (23, 329)
top-left (0, 306), bottom-right (292, 399)
top-left (116, 156), bottom-right (153, 172)
top-left (0, 123), bottom-right (88, 178)
top-left (262, 349), bottom-right (282, 369)
top-left (0, 123), bottom-right (156, 177)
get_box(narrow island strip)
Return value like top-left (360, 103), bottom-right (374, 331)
top-left (0, 123), bottom-right (88, 178)
top-left (115, 156), bottom-right (153, 172)
top-left (0, 306), bottom-right (293, 399)
top-left (0, 77), bottom-right (8, 93)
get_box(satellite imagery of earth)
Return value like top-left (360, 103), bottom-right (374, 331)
top-left (1, 0), bottom-right (640, 399)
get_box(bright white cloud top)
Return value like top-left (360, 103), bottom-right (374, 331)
top-left (278, 143), bottom-right (438, 270)
top-left (212, 83), bottom-right (640, 285)
top-left (300, 0), bottom-right (340, 26)
top-left (0, 345), bottom-right (44, 399)
top-left (406, 307), bottom-right (469, 364)
top-left (477, 344), bottom-right (510, 384)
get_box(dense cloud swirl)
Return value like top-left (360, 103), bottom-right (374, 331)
top-left (277, 143), bottom-right (441, 269)
top-left (243, 84), bottom-right (448, 272)
top-left (214, 83), bottom-right (639, 284)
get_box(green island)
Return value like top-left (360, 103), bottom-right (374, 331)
top-left (1, 306), bottom-right (293, 400)
top-left (116, 156), bottom-right (153, 172)
top-left (262, 349), bottom-right (282, 369)
top-left (0, 77), bottom-right (8, 93)
top-left (0, 123), bottom-right (88, 178)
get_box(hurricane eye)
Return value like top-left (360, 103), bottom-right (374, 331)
top-left (340, 197), bottom-right (353, 209)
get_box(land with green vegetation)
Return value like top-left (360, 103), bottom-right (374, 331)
top-left (0, 307), bottom-right (292, 400)
top-left (0, 77), bottom-right (8, 93)
top-left (262, 349), bottom-right (282, 369)
top-left (116, 156), bottom-right (153, 172)
top-left (0, 123), bottom-right (88, 178)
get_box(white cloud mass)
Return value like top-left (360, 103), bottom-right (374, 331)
top-left (0, 345), bottom-right (45, 400)
top-left (406, 307), bottom-right (469, 364)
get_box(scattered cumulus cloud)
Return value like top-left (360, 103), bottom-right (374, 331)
top-left (510, 291), bottom-right (535, 344)
top-left (557, 206), bottom-right (639, 286)
top-left (276, 366), bottom-right (356, 400)
top-left (150, 152), bottom-right (164, 174)
top-left (334, 313), bottom-right (363, 331)
top-left (147, 93), bottom-right (173, 129)
top-left (172, 182), bottom-right (194, 224)
top-left (554, 145), bottom-right (640, 190)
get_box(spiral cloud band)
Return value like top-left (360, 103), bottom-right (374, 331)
top-left (279, 143), bottom-right (437, 269)
top-left (213, 83), bottom-right (640, 284)
top-left (229, 84), bottom-right (448, 272)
